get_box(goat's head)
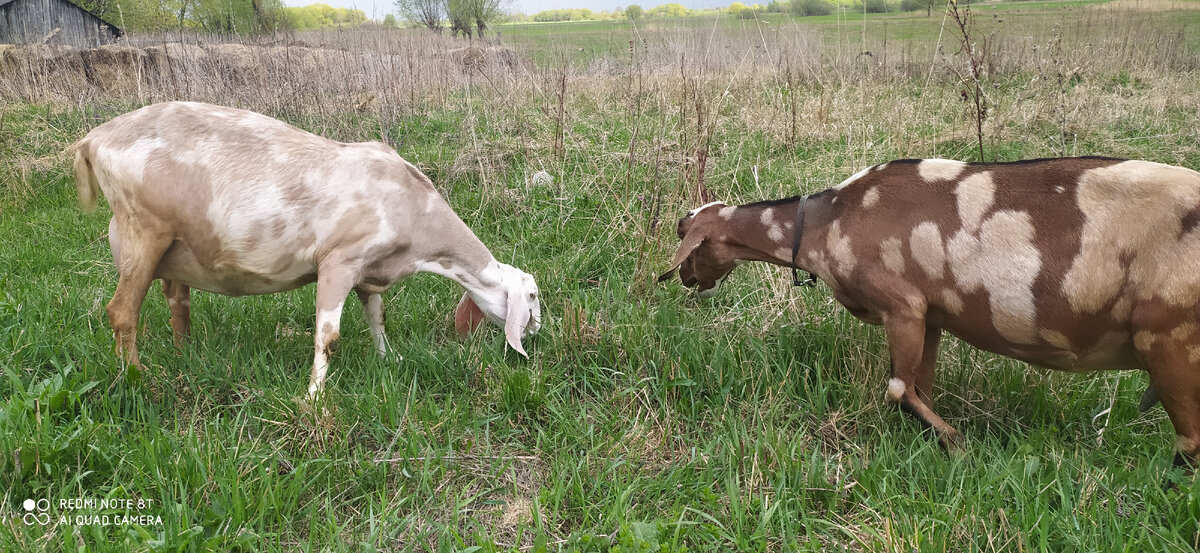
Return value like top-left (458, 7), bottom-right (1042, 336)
top-left (659, 202), bottom-right (740, 298)
top-left (455, 263), bottom-right (542, 356)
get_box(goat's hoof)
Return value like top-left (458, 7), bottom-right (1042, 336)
top-left (939, 431), bottom-right (966, 455)
top-left (294, 392), bottom-right (321, 415)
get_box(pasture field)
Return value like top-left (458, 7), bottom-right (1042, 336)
top-left (3, 1), bottom-right (1200, 550)
top-left (499, 0), bottom-right (1200, 65)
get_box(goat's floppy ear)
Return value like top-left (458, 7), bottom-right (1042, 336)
top-left (504, 289), bottom-right (533, 357)
top-left (658, 226), bottom-right (707, 282)
top-left (455, 293), bottom-right (487, 338)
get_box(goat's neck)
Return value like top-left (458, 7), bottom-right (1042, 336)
top-left (726, 193), bottom-right (835, 278)
top-left (411, 207), bottom-right (508, 299)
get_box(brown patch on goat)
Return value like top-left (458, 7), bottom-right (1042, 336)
top-left (1180, 208), bottom-right (1200, 238)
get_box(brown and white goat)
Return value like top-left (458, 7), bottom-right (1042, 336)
top-left (75, 101), bottom-right (541, 398)
top-left (661, 157), bottom-right (1200, 466)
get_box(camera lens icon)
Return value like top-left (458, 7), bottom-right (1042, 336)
top-left (22, 498), bottom-right (50, 525)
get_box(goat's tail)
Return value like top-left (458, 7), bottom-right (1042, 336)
top-left (73, 140), bottom-right (99, 213)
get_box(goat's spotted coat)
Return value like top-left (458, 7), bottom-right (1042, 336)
top-left (664, 157), bottom-right (1200, 465)
top-left (75, 101), bottom-right (541, 398)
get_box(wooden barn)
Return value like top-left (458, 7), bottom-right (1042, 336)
top-left (0, 0), bottom-right (123, 49)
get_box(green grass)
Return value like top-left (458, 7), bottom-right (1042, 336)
top-left (500, 0), bottom-right (1200, 67)
top-left (4, 2), bottom-right (1200, 549)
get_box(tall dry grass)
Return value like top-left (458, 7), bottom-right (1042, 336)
top-left (2, 5), bottom-right (1198, 209)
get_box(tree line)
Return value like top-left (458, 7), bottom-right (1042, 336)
top-left (76, 0), bottom-right (369, 34)
top-left (395, 0), bottom-right (503, 39)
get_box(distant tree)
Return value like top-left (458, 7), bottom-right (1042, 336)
top-left (446, 0), bottom-right (472, 37)
top-left (766, 0), bottom-right (785, 12)
top-left (625, 4), bottom-right (643, 19)
top-left (397, 0), bottom-right (443, 32)
top-left (280, 4), bottom-right (368, 30)
top-left (728, 1), bottom-right (761, 18)
top-left (383, 13), bottom-right (397, 26)
top-left (460, 0), bottom-right (504, 38)
top-left (790, 0), bottom-right (832, 16)
top-left (861, 0), bottom-right (890, 13)
top-left (649, 2), bottom-right (688, 17)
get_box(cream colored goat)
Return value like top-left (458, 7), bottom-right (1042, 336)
top-left (662, 157), bottom-right (1200, 467)
top-left (75, 101), bottom-right (540, 398)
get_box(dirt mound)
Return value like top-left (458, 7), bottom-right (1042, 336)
top-left (445, 45), bottom-right (520, 71)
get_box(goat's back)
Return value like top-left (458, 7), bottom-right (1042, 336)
top-left (826, 157), bottom-right (1200, 370)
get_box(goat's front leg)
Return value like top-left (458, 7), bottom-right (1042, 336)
top-left (883, 313), bottom-right (962, 451)
top-left (355, 288), bottom-right (390, 357)
top-left (307, 267), bottom-right (356, 399)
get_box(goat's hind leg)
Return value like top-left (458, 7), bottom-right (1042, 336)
top-left (884, 315), bottom-right (963, 451)
top-left (1135, 323), bottom-right (1200, 471)
top-left (355, 288), bottom-right (389, 358)
top-left (106, 222), bottom-right (173, 368)
top-left (162, 279), bottom-right (191, 347)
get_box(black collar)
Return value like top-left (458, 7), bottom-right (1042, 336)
top-left (791, 196), bottom-right (819, 287)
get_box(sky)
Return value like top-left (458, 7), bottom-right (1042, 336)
top-left (279, 0), bottom-right (725, 19)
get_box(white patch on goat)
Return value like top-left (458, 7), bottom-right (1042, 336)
top-left (862, 187), bottom-right (880, 209)
top-left (768, 224), bottom-right (784, 242)
top-left (1111, 296), bottom-right (1133, 322)
top-left (718, 206), bottom-right (736, 220)
top-left (688, 201), bottom-right (724, 217)
top-left (909, 222), bottom-right (945, 280)
top-left (1178, 435), bottom-right (1200, 454)
top-left (698, 273), bottom-right (727, 298)
top-left (880, 237), bottom-right (905, 274)
top-left (309, 299), bottom-right (346, 396)
top-left (775, 247), bottom-right (793, 261)
top-left (96, 138), bottom-right (165, 197)
top-left (955, 172), bottom-right (995, 233)
top-left (947, 210), bottom-right (1041, 344)
top-left (834, 165), bottom-right (874, 190)
top-left (760, 207), bottom-right (776, 226)
top-left (1064, 161), bottom-right (1200, 312)
top-left (826, 220), bottom-right (857, 277)
top-left (1039, 328), bottom-right (1072, 350)
top-left (918, 159), bottom-right (967, 182)
top-left (941, 289), bottom-right (964, 315)
top-left (1054, 186), bottom-right (1065, 194)
top-left (886, 378), bottom-right (906, 402)
top-left (875, 162), bottom-right (889, 172)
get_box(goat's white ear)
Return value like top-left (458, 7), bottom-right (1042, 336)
top-left (504, 289), bottom-right (532, 358)
top-left (658, 228), bottom-right (706, 282)
top-left (454, 293), bottom-right (487, 338)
